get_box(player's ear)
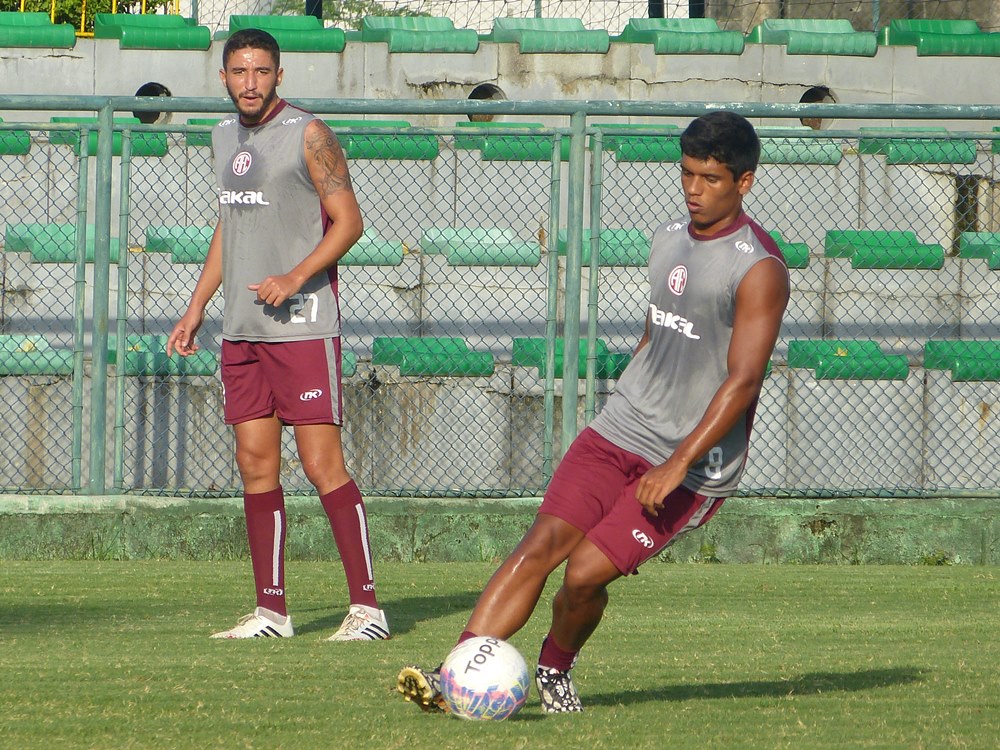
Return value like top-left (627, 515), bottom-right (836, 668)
top-left (276, 67), bottom-right (284, 87)
top-left (219, 68), bottom-right (226, 86)
top-left (737, 170), bottom-right (755, 196)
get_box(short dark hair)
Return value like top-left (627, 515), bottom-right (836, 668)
top-left (223, 28), bottom-right (280, 69)
top-left (680, 111), bottom-right (761, 181)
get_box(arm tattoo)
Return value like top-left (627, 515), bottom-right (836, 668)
top-left (305, 124), bottom-right (353, 196)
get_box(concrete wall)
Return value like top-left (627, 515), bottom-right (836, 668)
top-left (3, 39), bottom-right (1000, 128)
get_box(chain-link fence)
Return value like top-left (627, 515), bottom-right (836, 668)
top-left (1, 102), bottom-right (998, 498)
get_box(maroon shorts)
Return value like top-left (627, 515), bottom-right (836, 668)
top-left (539, 427), bottom-right (725, 575)
top-left (221, 338), bottom-right (344, 426)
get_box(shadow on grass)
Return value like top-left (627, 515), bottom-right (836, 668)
top-left (296, 591), bottom-right (482, 636)
top-left (587, 667), bottom-right (928, 706)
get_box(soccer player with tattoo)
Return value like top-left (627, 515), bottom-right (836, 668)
top-left (167, 29), bottom-right (388, 641)
top-left (398, 111), bottom-right (788, 711)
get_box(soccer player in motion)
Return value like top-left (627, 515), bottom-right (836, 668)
top-left (398, 111), bottom-right (788, 711)
top-left (167, 29), bottom-right (389, 641)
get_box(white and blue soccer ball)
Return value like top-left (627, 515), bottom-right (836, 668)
top-left (440, 636), bottom-right (530, 720)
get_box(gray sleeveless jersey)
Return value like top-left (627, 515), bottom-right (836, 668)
top-left (589, 213), bottom-right (787, 496)
top-left (213, 101), bottom-right (341, 341)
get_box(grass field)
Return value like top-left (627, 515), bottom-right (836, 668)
top-left (1, 561), bottom-right (997, 749)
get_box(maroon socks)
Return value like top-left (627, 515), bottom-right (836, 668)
top-left (243, 487), bottom-right (287, 616)
top-left (320, 480), bottom-right (379, 609)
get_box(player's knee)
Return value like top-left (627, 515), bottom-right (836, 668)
top-left (235, 446), bottom-right (278, 483)
top-left (561, 565), bottom-right (609, 607)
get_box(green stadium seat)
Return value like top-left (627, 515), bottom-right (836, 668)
top-left (5, 223), bottom-right (121, 263)
top-left (924, 340), bottom-right (1000, 380)
top-left (608, 132), bottom-right (682, 162)
top-left (768, 232), bottom-right (810, 269)
top-left (360, 15), bottom-right (478, 53)
top-left (925, 339), bottom-right (1000, 366)
top-left (788, 339), bottom-right (908, 380)
top-left (0, 11), bottom-right (75, 48)
top-left (454, 121), bottom-right (544, 151)
top-left (851, 243), bottom-right (944, 270)
top-left (556, 228), bottom-right (650, 266)
top-left (324, 120), bottom-right (439, 160)
top-left (0, 117), bottom-right (30, 155)
top-left (108, 334), bottom-right (217, 376)
top-left (185, 118), bottom-right (218, 148)
top-left (340, 230), bottom-right (405, 266)
top-left (0, 334), bottom-right (74, 375)
top-left (614, 17), bottom-right (744, 54)
top-left (597, 351), bottom-right (632, 379)
top-left (590, 124), bottom-right (682, 163)
top-left (857, 127), bottom-right (976, 164)
top-left (879, 19), bottom-right (1000, 56)
top-left (824, 229), bottom-right (917, 258)
top-left (420, 226), bottom-right (512, 255)
top-left (419, 227), bottom-right (541, 266)
top-left (958, 232), bottom-right (1000, 259)
top-left (745, 18), bottom-right (877, 56)
top-left (93, 13), bottom-right (210, 50)
top-left (487, 17), bottom-right (610, 53)
top-left (512, 337), bottom-right (613, 379)
top-left (372, 336), bottom-right (494, 377)
top-left (453, 121), bottom-right (563, 161)
top-left (49, 116), bottom-right (167, 158)
top-left (145, 225), bottom-right (214, 264)
top-left (756, 126), bottom-right (843, 165)
top-left (341, 350), bottom-right (357, 378)
top-left (221, 15), bottom-right (346, 52)
top-left (823, 229), bottom-right (944, 269)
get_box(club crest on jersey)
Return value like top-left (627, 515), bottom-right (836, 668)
top-left (232, 151), bottom-right (253, 176)
top-left (736, 240), bottom-right (755, 254)
top-left (668, 265), bottom-right (688, 296)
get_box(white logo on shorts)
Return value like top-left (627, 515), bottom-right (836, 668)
top-left (263, 587), bottom-right (284, 596)
top-left (632, 529), bottom-right (654, 549)
top-left (300, 389), bottom-right (323, 401)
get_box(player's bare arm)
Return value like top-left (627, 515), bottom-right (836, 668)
top-left (247, 120), bottom-right (364, 307)
top-left (635, 257), bottom-right (789, 515)
top-left (167, 220), bottom-right (224, 357)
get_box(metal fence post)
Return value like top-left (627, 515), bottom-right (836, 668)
top-left (560, 111), bottom-right (587, 453)
top-left (87, 100), bottom-right (113, 494)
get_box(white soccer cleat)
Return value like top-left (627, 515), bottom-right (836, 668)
top-left (210, 607), bottom-right (294, 639)
top-left (326, 604), bottom-right (391, 641)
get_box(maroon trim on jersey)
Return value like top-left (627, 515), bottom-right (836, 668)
top-left (240, 98), bottom-right (288, 128)
top-left (687, 210), bottom-right (752, 242)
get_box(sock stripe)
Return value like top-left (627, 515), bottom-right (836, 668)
top-left (271, 510), bottom-right (283, 588)
top-left (355, 502), bottom-right (374, 581)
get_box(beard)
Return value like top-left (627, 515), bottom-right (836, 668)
top-left (228, 87), bottom-right (277, 125)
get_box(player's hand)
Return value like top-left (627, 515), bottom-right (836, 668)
top-left (248, 273), bottom-right (301, 307)
top-left (166, 310), bottom-right (204, 357)
top-left (634, 461), bottom-right (687, 517)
